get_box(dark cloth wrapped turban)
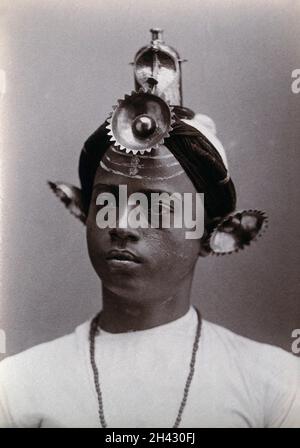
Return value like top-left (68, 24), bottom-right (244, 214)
top-left (79, 114), bottom-right (236, 223)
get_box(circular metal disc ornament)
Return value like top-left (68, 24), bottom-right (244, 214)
top-left (106, 90), bottom-right (175, 155)
top-left (209, 209), bottom-right (268, 255)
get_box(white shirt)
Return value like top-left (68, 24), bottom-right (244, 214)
top-left (0, 306), bottom-right (299, 428)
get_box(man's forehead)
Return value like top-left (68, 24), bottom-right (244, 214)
top-left (99, 144), bottom-right (183, 179)
top-left (93, 145), bottom-right (197, 193)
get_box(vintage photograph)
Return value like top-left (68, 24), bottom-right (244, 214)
top-left (0, 0), bottom-right (299, 428)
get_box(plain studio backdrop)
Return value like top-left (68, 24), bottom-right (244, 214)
top-left (0, 0), bottom-right (299, 358)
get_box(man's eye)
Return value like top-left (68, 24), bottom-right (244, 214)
top-left (97, 199), bottom-right (117, 209)
top-left (95, 193), bottom-right (118, 208)
top-left (150, 202), bottom-right (174, 216)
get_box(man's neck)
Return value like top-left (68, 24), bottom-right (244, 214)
top-left (98, 285), bottom-right (192, 333)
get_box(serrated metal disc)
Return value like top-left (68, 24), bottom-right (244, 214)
top-left (209, 209), bottom-right (268, 255)
top-left (106, 90), bottom-right (175, 154)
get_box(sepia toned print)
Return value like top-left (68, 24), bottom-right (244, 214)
top-left (0, 1), bottom-right (299, 429)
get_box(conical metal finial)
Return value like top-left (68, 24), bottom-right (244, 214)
top-left (150, 28), bottom-right (164, 44)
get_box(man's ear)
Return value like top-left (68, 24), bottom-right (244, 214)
top-left (48, 181), bottom-right (87, 224)
top-left (209, 210), bottom-right (268, 255)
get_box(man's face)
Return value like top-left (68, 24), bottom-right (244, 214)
top-left (86, 145), bottom-right (204, 303)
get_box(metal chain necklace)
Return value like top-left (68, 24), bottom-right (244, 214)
top-left (89, 306), bottom-right (202, 428)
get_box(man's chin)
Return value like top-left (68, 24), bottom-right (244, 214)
top-left (101, 277), bottom-right (149, 300)
top-left (101, 278), bottom-right (170, 306)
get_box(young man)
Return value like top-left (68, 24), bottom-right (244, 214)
top-left (0, 29), bottom-right (299, 428)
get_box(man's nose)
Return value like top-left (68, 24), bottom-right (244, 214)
top-left (109, 204), bottom-right (140, 243)
top-left (109, 226), bottom-right (140, 243)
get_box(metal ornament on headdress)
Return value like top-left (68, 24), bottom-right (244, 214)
top-left (106, 28), bottom-right (183, 155)
top-left (209, 210), bottom-right (269, 255)
top-left (106, 90), bottom-right (175, 155)
top-left (133, 28), bottom-right (184, 106)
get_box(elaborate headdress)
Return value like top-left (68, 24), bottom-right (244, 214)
top-left (49, 29), bottom-right (267, 255)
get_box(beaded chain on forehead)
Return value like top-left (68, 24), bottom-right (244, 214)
top-left (89, 306), bottom-right (202, 428)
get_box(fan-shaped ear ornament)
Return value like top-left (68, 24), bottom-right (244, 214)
top-left (106, 89), bottom-right (175, 155)
top-left (209, 209), bottom-right (268, 255)
top-left (48, 181), bottom-right (86, 224)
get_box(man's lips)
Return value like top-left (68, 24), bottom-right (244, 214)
top-left (105, 249), bottom-right (142, 264)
